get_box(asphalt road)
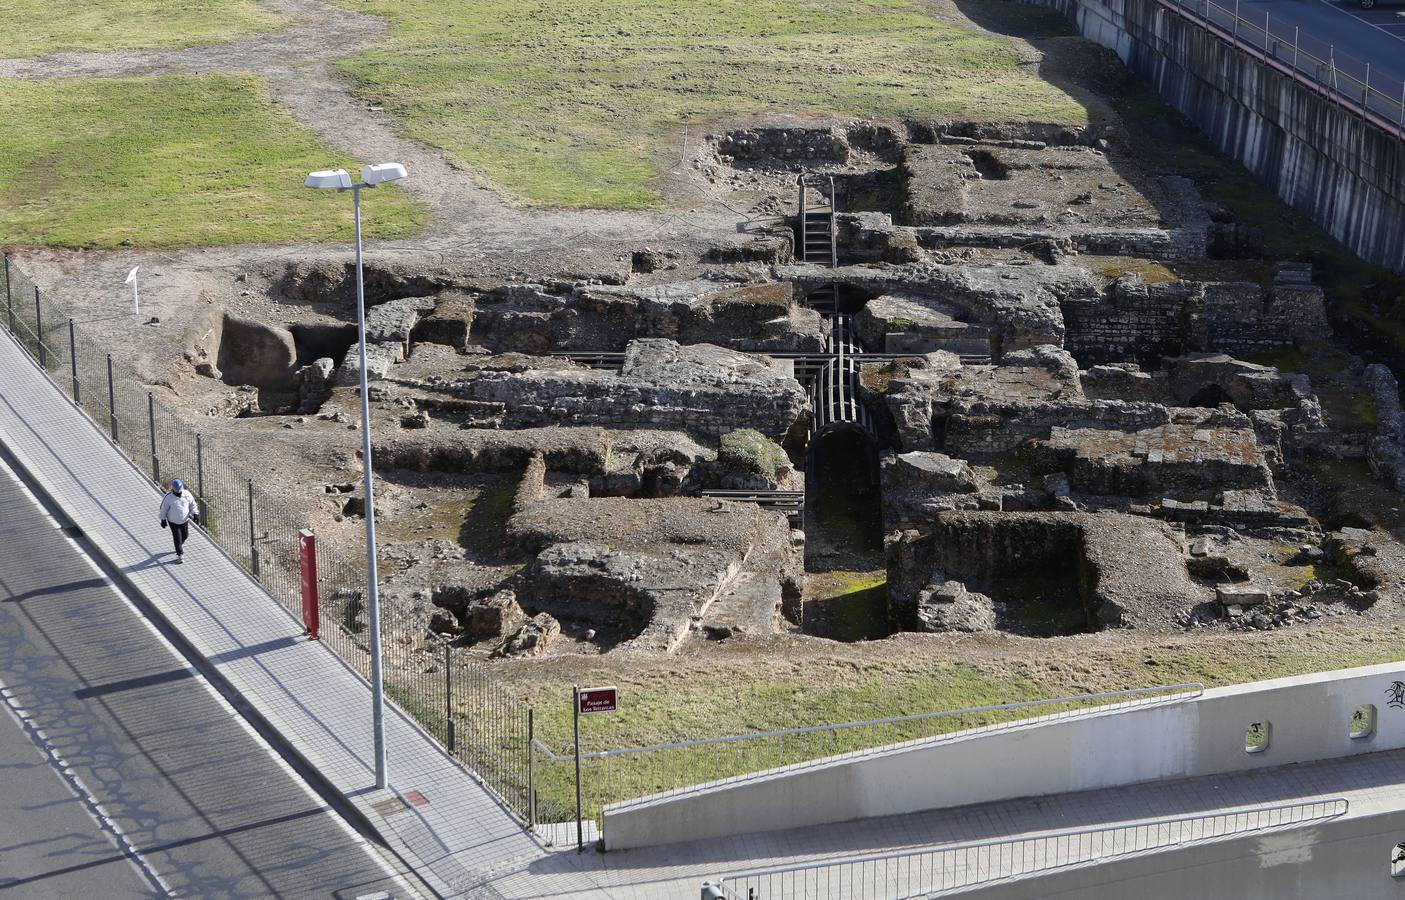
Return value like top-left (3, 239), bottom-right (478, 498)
top-left (0, 458), bottom-right (421, 898)
top-left (1236, 0), bottom-right (1405, 89)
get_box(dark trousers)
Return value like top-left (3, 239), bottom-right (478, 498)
top-left (170, 521), bottom-right (189, 556)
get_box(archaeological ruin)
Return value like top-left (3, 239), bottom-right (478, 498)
top-left (122, 119), bottom-right (1402, 669)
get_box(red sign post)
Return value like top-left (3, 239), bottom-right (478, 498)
top-left (298, 529), bottom-right (320, 640)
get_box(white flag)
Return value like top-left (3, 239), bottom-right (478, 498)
top-left (125, 266), bottom-right (140, 314)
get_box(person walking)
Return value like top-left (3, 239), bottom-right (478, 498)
top-left (159, 479), bottom-right (199, 563)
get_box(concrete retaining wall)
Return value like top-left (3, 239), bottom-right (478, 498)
top-left (603, 663), bottom-right (1405, 850)
top-left (967, 806), bottom-right (1405, 899)
top-left (1029, 0), bottom-right (1405, 272)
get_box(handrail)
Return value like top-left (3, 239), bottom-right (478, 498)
top-left (828, 174), bottom-right (838, 267)
top-left (710, 797), bottom-right (1349, 898)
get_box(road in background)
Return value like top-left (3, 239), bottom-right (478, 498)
top-left (0, 456), bottom-right (421, 898)
top-left (1234, 0), bottom-right (1405, 89)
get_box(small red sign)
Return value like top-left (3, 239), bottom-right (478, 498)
top-left (578, 686), bottom-right (618, 714)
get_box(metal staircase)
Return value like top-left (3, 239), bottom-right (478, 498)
top-left (797, 173), bottom-right (837, 267)
top-left (797, 174), bottom-right (839, 315)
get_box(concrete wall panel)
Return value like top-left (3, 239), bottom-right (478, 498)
top-left (1032, 0), bottom-right (1405, 271)
top-left (604, 664), bottom-right (1405, 850)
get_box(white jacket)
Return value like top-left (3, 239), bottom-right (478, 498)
top-left (160, 491), bottom-right (199, 526)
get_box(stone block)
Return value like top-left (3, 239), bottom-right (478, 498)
top-left (1217, 584), bottom-right (1269, 607)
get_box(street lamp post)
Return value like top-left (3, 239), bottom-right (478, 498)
top-left (305, 162), bottom-right (407, 790)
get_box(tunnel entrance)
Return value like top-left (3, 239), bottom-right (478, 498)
top-left (1186, 384), bottom-right (1231, 408)
top-left (803, 426), bottom-right (888, 641)
top-left (291, 322), bottom-right (358, 368)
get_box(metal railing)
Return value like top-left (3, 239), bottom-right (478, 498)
top-left (533, 683), bottom-right (1202, 827)
top-left (705, 797), bottom-right (1349, 899)
top-left (1159, 0), bottom-right (1405, 138)
top-left (0, 253), bottom-right (537, 824)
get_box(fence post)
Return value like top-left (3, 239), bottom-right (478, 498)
top-left (573, 684), bottom-right (584, 854)
top-left (68, 319), bottom-right (79, 402)
top-left (106, 354), bottom-right (117, 441)
top-left (528, 707), bottom-right (537, 831)
top-left (4, 255), bottom-right (13, 334)
top-left (444, 641), bottom-right (455, 752)
top-left (148, 392), bottom-right (159, 483)
top-left (196, 433), bottom-right (207, 524)
top-left (34, 286), bottom-right (44, 367)
top-left (1364, 63), bottom-right (1371, 109)
top-left (247, 479), bottom-right (259, 577)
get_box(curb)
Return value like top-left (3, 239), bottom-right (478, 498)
top-left (0, 375), bottom-right (444, 897)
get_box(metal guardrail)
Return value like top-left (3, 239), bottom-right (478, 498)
top-left (531, 683), bottom-right (1203, 827)
top-left (705, 797), bottom-right (1350, 899)
top-left (1158, 0), bottom-right (1405, 138)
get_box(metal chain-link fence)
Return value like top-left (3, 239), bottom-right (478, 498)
top-left (0, 252), bottom-right (538, 826)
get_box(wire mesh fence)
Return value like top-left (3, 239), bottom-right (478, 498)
top-left (1161, 0), bottom-right (1405, 137)
top-left (0, 252), bottom-right (537, 825)
top-left (707, 798), bottom-right (1350, 899)
top-left (533, 683), bottom-right (1204, 828)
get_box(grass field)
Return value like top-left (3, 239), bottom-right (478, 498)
top-left (0, 74), bottom-right (425, 248)
top-left (507, 621), bottom-right (1405, 818)
top-left (0, 0), bottom-right (290, 58)
top-left (329, 0), bottom-right (1088, 208)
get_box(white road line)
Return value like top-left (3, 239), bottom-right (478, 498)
top-left (1313, 0), bottom-right (1405, 43)
top-left (0, 457), bottom-right (420, 898)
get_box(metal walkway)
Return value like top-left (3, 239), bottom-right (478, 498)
top-left (549, 350), bottom-right (985, 383)
top-left (811, 315), bottom-right (870, 436)
top-left (699, 489), bottom-right (804, 524)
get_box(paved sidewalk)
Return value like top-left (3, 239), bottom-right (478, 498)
top-left (0, 458), bottom-right (417, 897)
top-left (0, 328), bottom-right (546, 895)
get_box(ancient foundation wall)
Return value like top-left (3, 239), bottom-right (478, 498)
top-left (1027, 0), bottom-right (1405, 272)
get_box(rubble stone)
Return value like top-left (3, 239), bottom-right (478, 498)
top-left (915, 578), bottom-right (997, 632)
top-left (494, 613), bottom-right (560, 658)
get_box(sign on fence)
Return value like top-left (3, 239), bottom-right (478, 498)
top-left (578, 686), bottom-right (619, 715)
top-left (572, 684), bottom-right (620, 853)
top-left (298, 529), bottom-right (320, 640)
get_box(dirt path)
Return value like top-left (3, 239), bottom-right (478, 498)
top-left (1, 0), bottom-right (745, 285)
top-left (0, 0), bottom-right (386, 79)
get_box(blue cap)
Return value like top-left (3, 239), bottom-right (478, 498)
top-left (171, 479), bottom-right (184, 491)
